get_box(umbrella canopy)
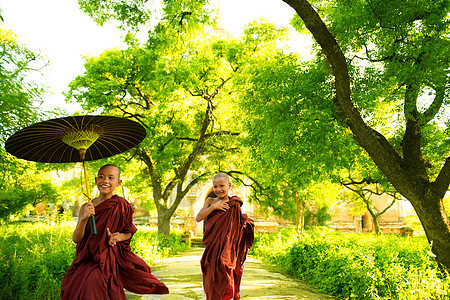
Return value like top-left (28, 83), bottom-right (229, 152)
top-left (5, 115), bottom-right (146, 163)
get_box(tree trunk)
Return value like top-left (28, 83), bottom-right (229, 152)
top-left (293, 189), bottom-right (305, 234)
top-left (153, 183), bottom-right (192, 238)
top-left (300, 204), bottom-right (305, 234)
top-left (284, 0), bottom-right (450, 271)
top-left (157, 209), bottom-right (171, 237)
top-left (295, 191), bottom-right (301, 233)
top-left (410, 192), bottom-right (450, 270)
top-left (362, 192), bottom-right (380, 234)
top-left (367, 207), bottom-right (380, 235)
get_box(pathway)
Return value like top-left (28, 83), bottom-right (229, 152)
top-left (126, 248), bottom-right (335, 300)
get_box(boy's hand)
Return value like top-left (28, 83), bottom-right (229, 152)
top-left (213, 200), bottom-right (229, 212)
top-left (79, 202), bottom-right (95, 222)
top-left (106, 228), bottom-right (120, 246)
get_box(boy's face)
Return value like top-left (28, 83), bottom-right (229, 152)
top-left (95, 165), bottom-right (122, 196)
top-left (212, 176), bottom-right (231, 198)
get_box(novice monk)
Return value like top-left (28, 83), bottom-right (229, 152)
top-left (196, 172), bottom-right (255, 300)
top-left (61, 164), bottom-right (169, 299)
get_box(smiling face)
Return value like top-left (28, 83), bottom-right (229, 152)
top-left (212, 174), bottom-right (231, 199)
top-left (95, 165), bottom-right (122, 198)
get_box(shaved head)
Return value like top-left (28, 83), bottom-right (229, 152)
top-left (213, 172), bottom-right (230, 183)
top-left (98, 164), bottom-right (121, 178)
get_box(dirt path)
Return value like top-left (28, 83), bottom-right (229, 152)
top-left (126, 248), bottom-right (335, 300)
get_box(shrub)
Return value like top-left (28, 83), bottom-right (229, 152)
top-left (130, 226), bottom-right (189, 264)
top-left (0, 222), bottom-right (188, 299)
top-left (251, 227), bottom-right (449, 299)
top-left (0, 221), bottom-right (74, 300)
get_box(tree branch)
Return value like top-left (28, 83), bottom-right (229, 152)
top-left (422, 85), bottom-right (445, 125)
top-left (376, 198), bottom-right (397, 217)
top-left (138, 148), bottom-right (163, 205)
top-left (283, 0), bottom-right (409, 193)
top-left (433, 157), bottom-right (450, 199)
top-left (168, 172), bottom-right (210, 215)
top-left (135, 86), bottom-right (156, 108)
top-left (220, 170), bottom-right (270, 202)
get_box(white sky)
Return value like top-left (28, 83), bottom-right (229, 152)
top-left (0, 0), bottom-right (311, 114)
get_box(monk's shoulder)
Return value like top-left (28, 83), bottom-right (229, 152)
top-left (205, 196), bottom-right (214, 204)
top-left (230, 195), bottom-right (243, 206)
top-left (112, 195), bottom-right (133, 208)
top-left (206, 196), bottom-right (220, 207)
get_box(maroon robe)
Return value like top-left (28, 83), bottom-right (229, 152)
top-left (61, 195), bottom-right (168, 299)
top-left (201, 195), bottom-right (255, 299)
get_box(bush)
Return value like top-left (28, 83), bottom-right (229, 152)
top-left (0, 222), bottom-right (189, 299)
top-left (251, 227), bottom-right (449, 299)
top-left (0, 222), bottom-right (74, 300)
top-left (131, 226), bottom-right (189, 265)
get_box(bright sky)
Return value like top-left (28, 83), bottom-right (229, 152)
top-left (0, 0), bottom-right (311, 114)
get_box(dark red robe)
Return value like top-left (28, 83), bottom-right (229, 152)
top-left (201, 195), bottom-right (255, 300)
top-left (61, 195), bottom-right (168, 299)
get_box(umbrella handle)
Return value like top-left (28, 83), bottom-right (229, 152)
top-left (81, 154), bottom-right (97, 235)
top-left (89, 215), bottom-right (97, 235)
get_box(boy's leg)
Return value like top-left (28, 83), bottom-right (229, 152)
top-left (222, 267), bottom-right (234, 300)
top-left (79, 265), bottom-right (110, 300)
top-left (233, 265), bottom-right (245, 300)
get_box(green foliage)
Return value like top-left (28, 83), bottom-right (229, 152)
top-left (0, 222), bottom-right (75, 299)
top-left (0, 182), bottom-right (61, 221)
top-left (77, 0), bottom-right (213, 31)
top-left (67, 4), bottom-right (292, 235)
top-left (0, 24), bottom-right (45, 143)
top-left (0, 24), bottom-right (66, 222)
top-left (0, 222), bottom-right (188, 299)
top-left (233, 45), bottom-right (360, 225)
top-left (0, 159), bottom-right (67, 222)
top-left (130, 226), bottom-right (189, 263)
top-left (77, 0), bottom-right (153, 29)
top-left (252, 228), bottom-right (449, 299)
top-left (304, 204), bottom-right (331, 229)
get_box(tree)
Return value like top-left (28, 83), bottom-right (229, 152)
top-left (77, 0), bottom-right (211, 32)
top-left (233, 39), bottom-right (359, 231)
top-left (0, 22), bottom-right (54, 220)
top-left (0, 177), bottom-right (62, 221)
top-left (338, 152), bottom-right (403, 235)
top-left (0, 23), bottom-right (45, 143)
top-left (283, 0), bottom-right (450, 271)
top-left (340, 174), bottom-right (402, 235)
top-left (67, 7), bottom-right (280, 236)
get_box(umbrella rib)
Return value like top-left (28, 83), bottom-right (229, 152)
top-left (8, 136), bottom-right (58, 160)
top-left (100, 133), bottom-right (141, 151)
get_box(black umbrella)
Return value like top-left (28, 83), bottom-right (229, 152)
top-left (5, 115), bottom-right (147, 234)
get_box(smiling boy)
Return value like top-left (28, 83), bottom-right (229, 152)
top-left (61, 164), bottom-right (168, 299)
top-left (196, 172), bottom-right (255, 300)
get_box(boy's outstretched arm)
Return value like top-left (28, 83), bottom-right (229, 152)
top-left (106, 228), bottom-right (132, 246)
top-left (72, 202), bottom-right (95, 243)
top-left (196, 197), bottom-right (229, 222)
